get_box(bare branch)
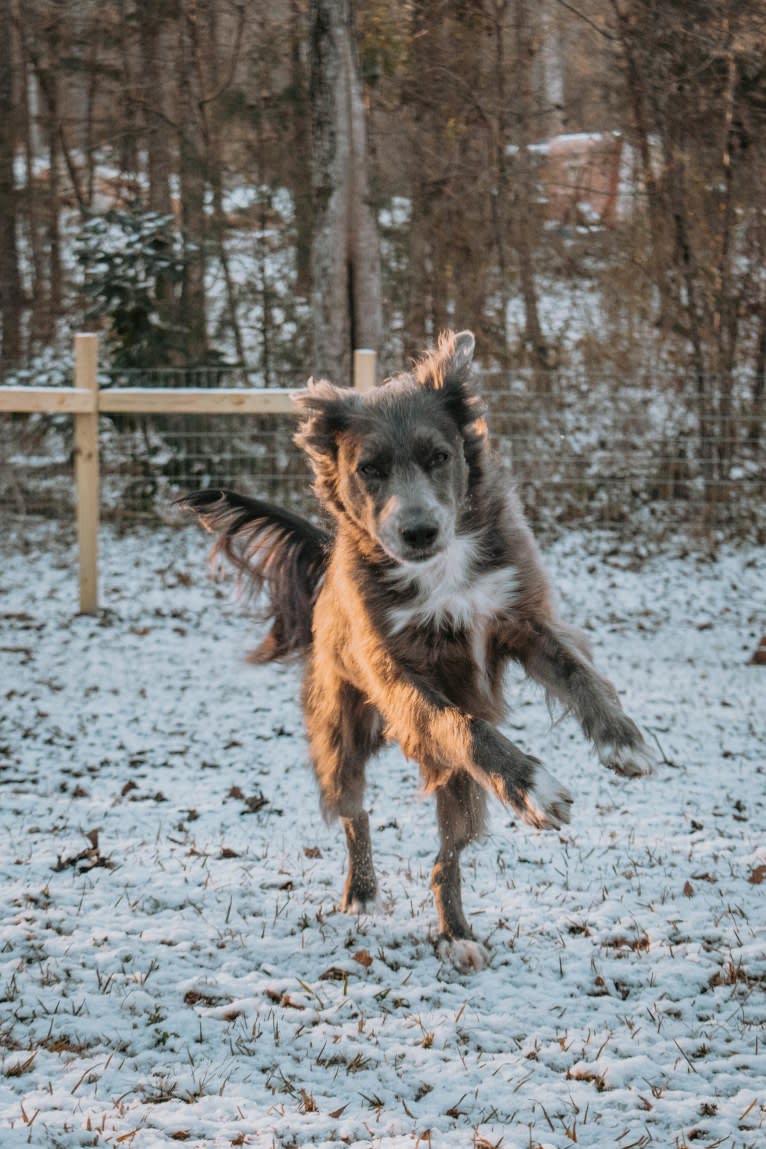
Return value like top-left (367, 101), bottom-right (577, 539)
top-left (554, 0), bottom-right (615, 42)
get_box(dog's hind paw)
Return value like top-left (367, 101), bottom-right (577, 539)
top-left (437, 937), bottom-right (490, 972)
top-left (520, 763), bottom-right (573, 830)
top-left (599, 740), bottom-right (657, 778)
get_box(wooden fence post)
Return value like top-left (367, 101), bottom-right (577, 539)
top-left (353, 348), bottom-right (376, 393)
top-left (74, 333), bottom-right (100, 614)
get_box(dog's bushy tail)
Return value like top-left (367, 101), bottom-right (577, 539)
top-left (176, 488), bottom-right (331, 663)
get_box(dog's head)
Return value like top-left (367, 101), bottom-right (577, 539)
top-left (294, 331), bottom-right (489, 565)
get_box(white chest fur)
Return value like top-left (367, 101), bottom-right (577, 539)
top-left (386, 534), bottom-right (518, 635)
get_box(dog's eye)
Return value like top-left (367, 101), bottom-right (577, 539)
top-left (358, 461), bottom-right (385, 480)
top-left (427, 450), bottom-right (450, 469)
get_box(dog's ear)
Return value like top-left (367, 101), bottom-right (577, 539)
top-left (293, 377), bottom-right (361, 454)
top-left (446, 329), bottom-right (476, 379)
top-left (293, 378), bottom-right (361, 512)
top-left (416, 330), bottom-right (475, 388)
top-left (416, 329), bottom-right (485, 433)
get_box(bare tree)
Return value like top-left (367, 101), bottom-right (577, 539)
top-left (292, 0), bottom-right (312, 296)
top-left (606, 0), bottom-right (766, 500)
top-left (309, 0), bottom-right (382, 384)
top-left (138, 0), bottom-right (173, 215)
top-left (14, 0), bottom-right (46, 347)
top-left (177, 3), bottom-right (208, 363)
top-left (0, 0), bottom-right (22, 366)
top-left (510, 0), bottom-right (547, 369)
top-left (188, 0), bottom-right (248, 368)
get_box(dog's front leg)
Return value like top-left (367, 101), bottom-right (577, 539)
top-left (365, 671), bottom-right (573, 829)
top-left (516, 620), bottom-right (656, 777)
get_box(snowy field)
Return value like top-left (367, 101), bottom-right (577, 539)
top-left (0, 518), bottom-right (764, 1149)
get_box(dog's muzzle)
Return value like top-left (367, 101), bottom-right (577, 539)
top-left (399, 520), bottom-right (440, 558)
top-left (377, 488), bottom-right (452, 564)
top-left (379, 511), bottom-right (447, 563)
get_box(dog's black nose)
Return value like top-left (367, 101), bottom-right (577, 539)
top-left (400, 522), bottom-right (439, 551)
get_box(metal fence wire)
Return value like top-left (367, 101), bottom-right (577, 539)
top-left (1, 365), bottom-right (764, 538)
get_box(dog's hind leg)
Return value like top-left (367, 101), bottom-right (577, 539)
top-left (303, 670), bottom-right (384, 912)
top-left (432, 772), bottom-right (490, 971)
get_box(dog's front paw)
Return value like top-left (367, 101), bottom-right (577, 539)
top-left (519, 762), bottom-right (573, 829)
top-left (340, 866), bottom-right (379, 914)
top-left (340, 887), bottom-right (381, 915)
top-left (599, 738), bottom-right (657, 778)
top-left (437, 936), bottom-right (490, 972)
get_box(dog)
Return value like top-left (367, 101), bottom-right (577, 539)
top-left (179, 330), bottom-right (655, 970)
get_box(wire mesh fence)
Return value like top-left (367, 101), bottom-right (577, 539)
top-left (1, 364), bottom-right (764, 539)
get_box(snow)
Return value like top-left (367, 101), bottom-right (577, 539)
top-left (1, 519), bottom-right (764, 1148)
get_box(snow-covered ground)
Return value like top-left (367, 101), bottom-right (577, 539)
top-left (1, 519), bottom-right (764, 1149)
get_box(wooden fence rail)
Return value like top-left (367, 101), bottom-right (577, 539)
top-left (0, 334), bottom-right (378, 614)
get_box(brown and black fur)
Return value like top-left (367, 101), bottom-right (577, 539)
top-left (179, 331), bottom-right (654, 970)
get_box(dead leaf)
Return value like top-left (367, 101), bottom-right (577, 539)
top-left (604, 932), bottom-right (650, 952)
top-left (319, 966), bottom-right (347, 981)
top-left (184, 989), bottom-right (227, 1008)
top-left (353, 949), bottom-right (373, 968)
top-left (52, 829), bottom-right (114, 874)
top-left (265, 988), bottom-right (305, 1010)
top-left (747, 864), bottom-right (766, 885)
top-left (749, 638), bottom-right (766, 665)
top-left (683, 880), bottom-right (694, 897)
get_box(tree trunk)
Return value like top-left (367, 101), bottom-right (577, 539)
top-left (402, 0), bottom-right (433, 355)
top-left (609, 1), bottom-right (673, 328)
top-left (512, 0), bottom-right (547, 372)
top-left (0, 0), bottom-right (22, 367)
top-left (713, 21), bottom-right (738, 482)
top-left (139, 0), bottom-right (172, 215)
top-left (45, 56), bottom-right (61, 321)
top-left (14, 2), bottom-right (47, 345)
top-left (289, 0), bottom-right (312, 296)
top-left (18, 11), bottom-right (63, 321)
top-left (404, 178), bottom-right (428, 356)
top-left (84, 23), bottom-right (100, 207)
top-left (190, 0), bottom-right (248, 370)
top-left (177, 7), bottom-right (208, 364)
top-left (310, 0), bottom-right (382, 384)
top-left (489, 0), bottom-right (511, 367)
top-left (664, 135), bottom-right (715, 501)
top-left (118, 0), bottom-right (139, 178)
top-left (541, 0), bottom-right (565, 135)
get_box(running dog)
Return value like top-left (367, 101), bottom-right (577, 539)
top-left (179, 330), bottom-right (655, 969)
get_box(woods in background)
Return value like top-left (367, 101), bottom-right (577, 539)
top-left (0, 0), bottom-right (764, 433)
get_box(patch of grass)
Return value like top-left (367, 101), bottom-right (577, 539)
top-left (4, 1051), bottom-right (36, 1077)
